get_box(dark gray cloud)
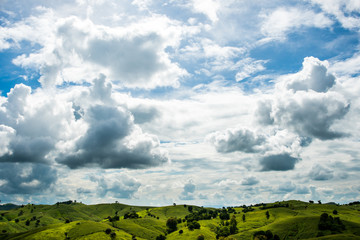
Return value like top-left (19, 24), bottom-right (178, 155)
top-left (179, 180), bottom-right (196, 200)
top-left (309, 165), bottom-right (334, 180)
top-left (273, 94), bottom-right (350, 140)
top-left (257, 93), bottom-right (349, 140)
top-left (207, 128), bottom-right (265, 153)
top-left (57, 105), bottom-right (168, 169)
top-left (0, 136), bottom-right (54, 164)
top-left (0, 163), bottom-right (57, 194)
top-left (260, 153), bottom-right (300, 171)
top-left (241, 176), bottom-right (259, 186)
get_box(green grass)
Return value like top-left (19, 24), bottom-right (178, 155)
top-left (1, 200), bottom-right (360, 239)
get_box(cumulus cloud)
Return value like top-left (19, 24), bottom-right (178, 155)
top-left (179, 180), bottom-right (196, 200)
top-left (5, 10), bottom-right (188, 89)
top-left (0, 74), bottom-right (168, 170)
top-left (309, 165), bottom-right (334, 180)
top-left (90, 174), bottom-right (141, 199)
top-left (256, 57), bottom-right (350, 140)
top-left (0, 84), bottom-right (74, 164)
top-left (260, 153), bottom-right (300, 171)
top-left (271, 92), bottom-right (349, 140)
top-left (207, 127), bottom-right (265, 153)
top-left (57, 104), bottom-right (168, 169)
top-left (282, 57), bottom-right (335, 93)
top-left (0, 163), bottom-right (57, 194)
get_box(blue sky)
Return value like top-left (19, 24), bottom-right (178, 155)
top-left (0, 0), bottom-right (359, 206)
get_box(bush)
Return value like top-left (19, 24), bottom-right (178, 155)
top-left (156, 234), bottom-right (166, 240)
top-left (179, 229), bottom-right (183, 234)
top-left (105, 228), bottom-right (112, 234)
top-left (333, 209), bottom-right (338, 215)
top-left (25, 219), bottom-right (30, 226)
top-left (197, 234), bottom-right (205, 240)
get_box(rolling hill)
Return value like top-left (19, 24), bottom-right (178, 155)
top-left (0, 200), bottom-right (359, 239)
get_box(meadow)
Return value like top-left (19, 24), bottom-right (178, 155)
top-left (0, 200), bottom-right (359, 239)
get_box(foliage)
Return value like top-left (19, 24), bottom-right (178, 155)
top-left (188, 220), bottom-right (200, 230)
top-left (229, 215), bottom-right (238, 234)
top-left (156, 234), bottom-right (166, 240)
top-left (318, 213), bottom-right (345, 233)
top-left (166, 217), bottom-right (178, 233)
top-left (197, 234), bottom-right (205, 240)
top-left (253, 230), bottom-right (280, 240)
top-left (124, 211), bottom-right (140, 219)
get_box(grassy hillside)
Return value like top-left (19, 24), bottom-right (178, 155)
top-left (0, 200), bottom-right (359, 239)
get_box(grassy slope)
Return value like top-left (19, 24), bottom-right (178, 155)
top-left (0, 200), bottom-right (359, 239)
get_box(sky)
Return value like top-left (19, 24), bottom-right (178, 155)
top-left (0, 0), bottom-right (359, 207)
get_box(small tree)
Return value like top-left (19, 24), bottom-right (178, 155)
top-left (333, 209), bottom-right (338, 215)
top-left (105, 228), bottom-right (112, 234)
top-left (230, 215), bottom-right (238, 234)
top-left (197, 234), bottom-right (205, 240)
top-left (156, 234), bottom-right (166, 240)
top-left (110, 232), bottom-right (116, 239)
top-left (179, 229), bottom-right (183, 234)
top-left (266, 211), bottom-right (270, 219)
top-left (242, 214), bottom-right (246, 222)
top-left (166, 217), bottom-right (178, 233)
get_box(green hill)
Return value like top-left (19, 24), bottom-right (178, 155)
top-left (0, 200), bottom-right (359, 239)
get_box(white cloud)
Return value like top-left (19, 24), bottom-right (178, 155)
top-left (310, 0), bottom-right (360, 29)
top-left (261, 7), bottom-right (333, 41)
top-left (191, 0), bottom-right (220, 23)
top-left (4, 9), bottom-right (189, 89)
top-left (280, 57), bottom-right (335, 93)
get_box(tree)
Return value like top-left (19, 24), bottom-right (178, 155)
top-left (229, 215), bottom-right (238, 234)
top-left (266, 211), bottom-right (270, 219)
top-left (333, 209), bottom-right (338, 215)
top-left (179, 229), bottom-right (183, 234)
top-left (318, 200), bottom-right (322, 204)
top-left (105, 228), bottom-right (112, 234)
top-left (166, 217), bottom-right (178, 233)
top-left (242, 214), bottom-right (246, 222)
top-left (197, 234), bottom-right (205, 240)
top-left (110, 232), bottom-right (116, 239)
top-left (156, 234), bottom-right (166, 240)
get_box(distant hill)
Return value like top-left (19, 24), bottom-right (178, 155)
top-left (0, 204), bottom-right (19, 211)
top-left (0, 200), bottom-right (359, 239)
